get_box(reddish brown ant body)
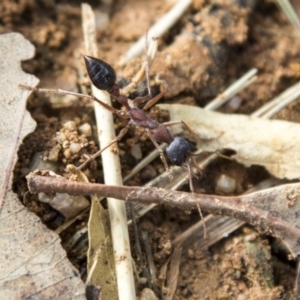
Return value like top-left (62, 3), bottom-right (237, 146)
top-left (20, 54), bottom-right (206, 235)
top-left (82, 55), bottom-right (197, 173)
top-left (20, 55), bottom-right (200, 179)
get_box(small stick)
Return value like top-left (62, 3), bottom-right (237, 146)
top-left (27, 172), bottom-right (300, 257)
top-left (118, 0), bottom-right (193, 66)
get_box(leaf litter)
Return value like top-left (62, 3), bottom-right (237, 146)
top-left (160, 103), bottom-right (300, 180)
top-left (3, 0), bottom-right (300, 299)
top-left (0, 33), bottom-right (85, 299)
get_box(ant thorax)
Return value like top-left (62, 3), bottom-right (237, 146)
top-left (128, 107), bottom-right (158, 129)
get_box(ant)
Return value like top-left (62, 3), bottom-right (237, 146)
top-left (20, 54), bottom-right (206, 236)
top-left (82, 56), bottom-right (199, 173)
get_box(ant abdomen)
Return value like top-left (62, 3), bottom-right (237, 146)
top-left (166, 137), bottom-right (194, 166)
top-left (84, 56), bottom-right (117, 91)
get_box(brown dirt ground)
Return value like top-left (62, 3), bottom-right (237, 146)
top-left (2, 0), bottom-right (300, 299)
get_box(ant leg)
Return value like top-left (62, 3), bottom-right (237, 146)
top-left (163, 120), bottom-right (197, 136)
top-left (146, 129), bottom-right (170, 172)
top-left (132, 94), bottom-right (152, 106)
top-left (133, 78), bottom-right (168, 108)
top-left (121, 38), bottom-right (158, 96)
top-left (142, 81), bottom-right (169, 111)
top-left (19, 84), bottom-right (128, 118)
top-left (186, 161), bottom-right (207, 238)
top-left (120, 67), bottom-right (148, 96)
top-left (78, 123), bottom-right (131, 170)
top-left (190, 156), bottom-right (203, 179)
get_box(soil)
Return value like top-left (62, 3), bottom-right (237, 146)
top-left (2, 0), bottom-right (300, 299)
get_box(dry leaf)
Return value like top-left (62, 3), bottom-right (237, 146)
top-left (87, 196), bottom-right (117, 299)
top-left (0, 33), bottom-right (85, 299)
top-left (159, 104), bottom-right (300, 180)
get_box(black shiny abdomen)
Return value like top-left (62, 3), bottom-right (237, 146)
top-left (84, 55), bottom-right (117, 91)
top-left (166, 137), bottom-right (194, 166)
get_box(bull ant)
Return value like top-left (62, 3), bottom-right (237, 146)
top-left (20, 54), bottom-right (207, 236)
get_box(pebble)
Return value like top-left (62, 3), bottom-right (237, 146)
top-left (216, 174), bottom-right (236, 195)
top-left (56, 132), bottom-right (67, 143)
top-left (38, 192), bottom-right (90, 218)
top-left (27, 152), bottom-right (59, 173)
top-left (131, 143), bottom-right (142, 159)
top-left (139, 288), bottom-right (158, 300)
top-left (63, 120), bottom-right (76, 131)
top-left (69, 142), bottom-right (82, 154)
top-left (48, 144), bottom-right (62, 162)
top-left (78, 123), bottom-right (92, 137)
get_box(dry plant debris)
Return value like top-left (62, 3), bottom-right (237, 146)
top-left (27, 172), bottom-right (300, 257)
top-left (2, 0), bottom-right (300, 299)
top-left (160, 103), bottom-right (300, 180)
top-left (0, 33), bottom-right (85, 299)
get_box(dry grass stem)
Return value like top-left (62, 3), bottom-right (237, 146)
top-left (81, 4), bottom-right (135, 299)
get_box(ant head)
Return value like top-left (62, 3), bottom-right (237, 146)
top-left (84, 56), bottom-right (117, 91)
top-left (166, 137), bottom-right (194, 166)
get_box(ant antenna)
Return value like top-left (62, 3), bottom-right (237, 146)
top-left (144, 36), bottom-right (158, 96)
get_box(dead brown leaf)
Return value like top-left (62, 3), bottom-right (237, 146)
top-left (0, 33), bottom-right (85, 299)
top-left (159, 104), bottom-right (300, 180)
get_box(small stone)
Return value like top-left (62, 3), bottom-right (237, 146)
top-left (244, 232), bottom-right (258, 242)
top-left (56, 132), bottom-right (67, 143)
top-left (140, 165), bottom-right (157, 181)
top-left (38, 192), bottom-right (52, 204)
top-left (62, 140), bottom-right (69, 149)
top-left (139, 288), bottom-right (158, 300)
top-left (187, 249), bottom-right (194, 259)
top-left (78, 123), bottom-right (92, 137)
top-left (63, 120), bottom-right (76, 131)
top-left (216, 174), bottom-right (236, 195)
top-left (63, 149), bottom-right (71, 159)
top-left (69, 142), bottom-right (82, 154)
top-left (48, 144), bottom-right (62, 162)
top-left (131, 143), bottom-right (142, 159)
top-left (227, 96), bottom-right (242, 111)
top-left (38, 192), bottom-right (90, 218)
top-left (28, 152), bottom-right (58, 173)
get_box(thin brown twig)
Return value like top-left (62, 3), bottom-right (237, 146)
top-left (164, 247), bottom-right (182, 300)
top-left (27, 172), bottom-right (300, 257)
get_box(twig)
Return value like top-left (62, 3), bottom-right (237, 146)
top-left (252, 80), bottom-right (300, 118)
top-left (141, 231), bottom-right (157, 290)
top-left (129, 203), bottom-right (150, 287)
top-left (204, 68), bottom-right (257, 111)
top-left (118, 0), bottom-right (192, 66)
top-left (164, 247), bottom-right (182, 300)
top-left (27, 173), bottom-right (300, 257)
top-left (172, 178), bottom-right (282, 250)
top-left (296, 257), bottom-right (300, 300)
top-left (276, 0), bottom-right (300, 38)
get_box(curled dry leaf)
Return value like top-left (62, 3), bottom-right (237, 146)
top-left (159, 104), bottom-right (300, 180)
top-left (0, 33), bottom-right (85, 299)
top-left (87, 195), bottom-right (118, 298)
